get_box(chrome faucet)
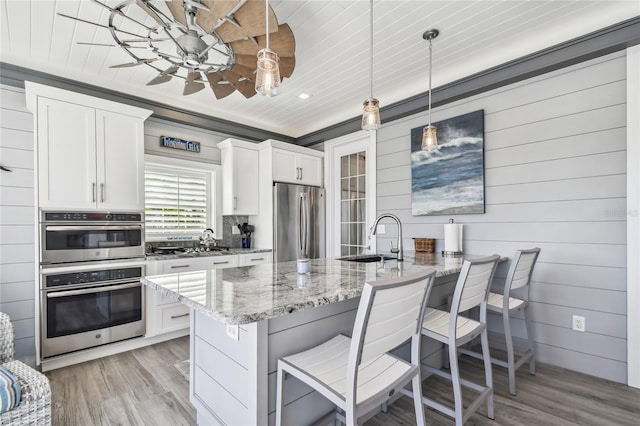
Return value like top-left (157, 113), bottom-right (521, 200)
top-left (369, 213), bottom-right (403, 261)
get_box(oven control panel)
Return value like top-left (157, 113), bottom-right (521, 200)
top-left (45, 267), bottom-right (142, 288)
top-left (42, 212), bottom-right (143, 222)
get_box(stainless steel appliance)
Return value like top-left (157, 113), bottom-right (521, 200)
top-left (40, 262), bottom-right (145, 358)
top-left (40, 211), bottom-right (144, 264)
top-left (273, 182), bottom-right (325, 262)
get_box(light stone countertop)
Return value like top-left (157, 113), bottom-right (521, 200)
top-left (141, 254), bottom-right (500, 325)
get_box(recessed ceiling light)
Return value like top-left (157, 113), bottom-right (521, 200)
top-left (298, 93), bottom-right (312, 100)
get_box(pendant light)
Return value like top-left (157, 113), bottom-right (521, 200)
top-left (421, 29), bottom-right (439, 150)
top-left (361, 0), bottom-right (380, 131)
top-left (255, 0), bottom-right (281, 96)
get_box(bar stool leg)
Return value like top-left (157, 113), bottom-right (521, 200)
top-left (481, 328), bottom-right (495, 419)
top-left (524, 308), bottom-right (536, 375)
top-left (449, 341), bottom-right (464, 425)
top-left (503, 310), bottom-right (517, 396)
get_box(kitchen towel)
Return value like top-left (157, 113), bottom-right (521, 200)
top-left (444, 219), bottom-right (463, 254)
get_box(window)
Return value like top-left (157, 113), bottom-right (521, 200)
top-left (144, 163), bottom-right (212, 241)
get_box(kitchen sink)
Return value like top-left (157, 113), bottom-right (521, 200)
top-left (338, 254), bottom-right (397, 263)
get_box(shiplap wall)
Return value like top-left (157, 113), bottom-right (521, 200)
top-left (375, 52), bottom-right (628, 383)
top-left (0, 84), bottom-right (36, 364)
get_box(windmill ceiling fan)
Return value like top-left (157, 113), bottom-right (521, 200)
top-left (60, 0), bottom-right (296, 99)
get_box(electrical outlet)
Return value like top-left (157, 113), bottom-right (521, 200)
top-left (226, 324), bottom-right (239, 340)
top-left (232, 226), bottom-right (240, 235)
top-left (572, 315), bottom-right (585, 332)
top-left (377, 224), bottom-right (386, 235)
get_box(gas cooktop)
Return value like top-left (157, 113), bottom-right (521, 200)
top-left (147, 246), bottom-right (230, 256)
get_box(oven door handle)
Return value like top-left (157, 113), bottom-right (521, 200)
top-left (46, 282), bottom-right (141, 298)
top-left (45, 225), bottom-right (143, 231)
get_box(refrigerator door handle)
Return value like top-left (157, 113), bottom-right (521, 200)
top-left (298, 192), bottom-right (304, 255)
top-left (305, 192), bottom-right (311, 257)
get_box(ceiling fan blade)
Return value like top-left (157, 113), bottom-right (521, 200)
top-left (109, 58), bottom-right (158, 68)
top-left (230, 63), bottom-right (254, 81)
top-left (230, 23), bottom-right (295, 58)
top-left (222, 70), bottom-right (256, 99)
top-left (90, 0), bottom-right (157, 32)
top-left (146, 66), bottom-right (179, 85)
top-left (185, 0), bottom-right (210, 11)
top-left (216, 0), bottom-right (278, 43)
top-left (165, 0), bottom-right (187, 27)
top-left (135, 0), bottom-right (167, 27)
top-left (184, 72), bottom-right (205, 95)
top-left (195, 1), bottom-right (242, 34)
top-left (206, 73), bottom-right (235, 99)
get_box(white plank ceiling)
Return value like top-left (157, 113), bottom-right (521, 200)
top-left (1, 0), bottom-right (638, 138)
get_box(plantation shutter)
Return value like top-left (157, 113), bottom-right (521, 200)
top-left (145, 168), bottom-right (208, 238)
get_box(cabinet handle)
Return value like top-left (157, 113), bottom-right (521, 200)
top-left (213, 261), bottom-right (229, 265)
top-left (92, 183), bottom-right (96, 202)
top-left (170, 265), bottom-right (191, 269)
top-left (250, 258), bottom-right (264, 261)
top-left (234, 196), bottom-right (237, 210)
top-left (100, 183), bottom-right (105, 202)
top-left (170, 313), bottom-right (189, 319)
top-left (299, 167), bottom-right (303, 180)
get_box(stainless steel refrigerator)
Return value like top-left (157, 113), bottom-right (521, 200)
top-left (273, 182), bottom-right (325, 262)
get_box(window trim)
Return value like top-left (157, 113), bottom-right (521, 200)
top-left (144, 154), bottom-right (222, 242)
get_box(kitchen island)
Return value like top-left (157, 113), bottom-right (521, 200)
top-left (141, 254), bottom-right (488, 425)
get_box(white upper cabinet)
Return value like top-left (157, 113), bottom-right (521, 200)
top-left (26, 82), bottom-right (152, 212)
top-left (268, 142), bottom-right (323, 187)
top-left (218, 138), bottom-right (260, 215)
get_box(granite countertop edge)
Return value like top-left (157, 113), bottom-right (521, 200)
top-left (141, 255), bottom-right (490, 325)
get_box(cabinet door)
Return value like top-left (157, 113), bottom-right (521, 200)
top-left (297, 154), bottom-right (323, 186)
top-left (37, 98), bottom-right (97, 209)
top-left (222, 146), bottom-right (259, 215)
top-left (272, 149), bottom-right (298, 183)
top-left (96, 110), bottom-right (145, 211)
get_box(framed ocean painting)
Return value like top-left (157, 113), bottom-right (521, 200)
top-left (410, 110), bottom-right (485, 216)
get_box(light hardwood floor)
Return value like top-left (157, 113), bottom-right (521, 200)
top-left (45, 336), bottom-right (640, 425)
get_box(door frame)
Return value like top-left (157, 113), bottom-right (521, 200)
top-left (323, 130), bottom-right (377, 258)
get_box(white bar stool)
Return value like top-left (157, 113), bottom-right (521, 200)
top-left (462, 248), bottom-right (541, 396)
top-left (420, 255), bottom-right (500, 425)
top-left (275, 270), bottom-right (436, 426)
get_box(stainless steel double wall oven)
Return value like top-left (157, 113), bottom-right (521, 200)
top-left (39, 211), bottom-right (146, 359)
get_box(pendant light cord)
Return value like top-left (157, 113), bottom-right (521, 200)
top-left (428, 37), bottom-right (432, 126)
top-left (266, 0), bottom-right (270, 50)
top-left (369, 0), bottom-right (373, 99)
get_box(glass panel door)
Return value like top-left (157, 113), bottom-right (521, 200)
top-left (340, 151), bottom-right (366, 256)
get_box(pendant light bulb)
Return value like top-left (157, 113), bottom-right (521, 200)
top-left (421, 29), bottom-right (439, 150)
top-left (256, 0), bottom-right (281, 96)
top-left (361, 0), bottom-right (380, 131)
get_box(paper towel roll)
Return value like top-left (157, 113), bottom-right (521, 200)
top-left (444, 220), bottom-right (463, 254)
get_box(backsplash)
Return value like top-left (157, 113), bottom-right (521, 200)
top-left (221, 215), bottom-right (249, 248)
top-left (145, 215), bottom-right (249, 252)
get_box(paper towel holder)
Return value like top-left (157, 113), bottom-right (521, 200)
top-left (442, 218), bottom-right (464, 257)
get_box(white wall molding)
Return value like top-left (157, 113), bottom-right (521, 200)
top-left (626, 45), bottom-right (639, 388)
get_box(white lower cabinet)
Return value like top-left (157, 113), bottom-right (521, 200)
top-left (238, 252), bottom-right (273, 266)
top-left (145, 253), bottom-right (270, 338)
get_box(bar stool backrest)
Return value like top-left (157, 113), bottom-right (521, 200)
top-left (453, 255), bottom-right (501, 316)
top-left (506, 248), bottom-right (541, 295)
top-left (352, 270), bottom-right (435, 367)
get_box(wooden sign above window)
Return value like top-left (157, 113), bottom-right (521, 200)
top-left (160, 136), bottom-right (201, 153)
